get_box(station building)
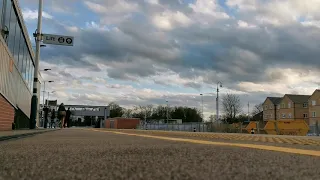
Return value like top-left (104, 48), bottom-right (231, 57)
top-left (0, 0), bottom-right (36, 130)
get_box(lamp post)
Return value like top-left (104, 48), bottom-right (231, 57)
top-left (47, 91), bottom-right (55, 106)
top-left (42, 80), bottom-right (54, 107)
top-left (30, 0), bottom-right (44, 129)
top-left (166, 100), bottom-right (169, 124)
top-left (216, 82), bottom-right (222, 122)
top-left (200, 94), bottom-right (203, 122)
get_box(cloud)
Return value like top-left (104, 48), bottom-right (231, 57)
top-left (22, 8), bottom-right (53, 20)
top-left (19, 0), bottom-right (320, 120)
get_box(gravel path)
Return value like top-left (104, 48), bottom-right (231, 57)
top-left (0, 129), bottom-right (319, 180)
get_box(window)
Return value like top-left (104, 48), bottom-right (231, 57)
top-left (25, 56), bottom-right (30, 85)
top-left (303, 103), bottom-right (308, 108)
top-left (18, 33), bottom-right (25, 73)
top-left (281, 103), bottom-right (285, 108)
top-left (303, 113), bottom-right (308, 118)
top-left (277, 105), bottom-right (280, 109)
top-left (2, 0), bottom-right (12, 41)
top-left (312, 100), bottom-right (316, 106)
top-left (288, 103), bottom-right (291, 108)
top-left (7, 5), bottom-right (16, 53)
top-left (282, 113), bottom-right (286, 118)
top-left (312, 112), bottom-right (316, 117)
top-left (269, 105), bottom-right (272, 109)
top-left (265, 105), bottom-right (268, 110)
top-left (0, 0), bottom-right (4, 30)
top-left (30, 63), bottom-right (34, 90)
top-left (288, 113), bottom-right (292, 118)
top-left (13, 21), bottom-right (21, 64)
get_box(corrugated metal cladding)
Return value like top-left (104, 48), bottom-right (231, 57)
top-left (0, 0), bottom-right (35, 118)
top-left (0, 38), bottom-right (31, 117)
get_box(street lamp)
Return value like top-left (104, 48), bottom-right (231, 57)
top-left (42, 80), bottom-right (54, 107)
top-left (47, 91), bottom-right (55, 106)
top-left (216, 82), bottom-right (222, 122)
top-left (200, 94), bottom-right (204, 122)
top-left (166, 100), bottom-right (169, 124)
top-left (30, 0), bottom-right (44, 129)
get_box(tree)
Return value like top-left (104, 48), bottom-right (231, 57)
top-left (209, 115), bottom-right (215, 122)
top-left (122, 108), bottom-right (133, 118)
top-left (133, 105), bottom-right (153, 122)
top-left (109, 102), bottom-right (124, 118)
top-left (222, 93), bottom-right (242, 123)
top-left (252, 103), bottom-right (263, 115)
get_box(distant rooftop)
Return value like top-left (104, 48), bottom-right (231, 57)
top-left (285, 94), bottom-right (310, 103)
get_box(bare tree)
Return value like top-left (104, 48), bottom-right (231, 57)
top-left (251, 103), bottom-right (263, 115)
top-left (122, 108), bottom-right (133, 118)
top-left (133, 105), bottom-right (154, 121)
top-left (209, 115), bottom-right (215, 123)
top-left (222, 93), bottom-right (242, 119)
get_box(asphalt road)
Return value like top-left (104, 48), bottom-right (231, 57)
top-left (0, 129), bottom-right (319, 180)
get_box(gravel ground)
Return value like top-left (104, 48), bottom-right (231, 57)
top-left (0, 129), bottom-right (319, 180)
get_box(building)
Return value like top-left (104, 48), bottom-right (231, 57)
top-left (105, 118), bottom-right (140, 129)
top-left (0, 0), bottom-right (35, 130)
top-left (308, 89), bottom-right (320, 125)
top-left (278, 94), bottom-right (310, 121)
top-left (262, 97), bottom-right (282, 121)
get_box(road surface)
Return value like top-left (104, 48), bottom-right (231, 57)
top-left (0, 129), bottom-right (319, 180)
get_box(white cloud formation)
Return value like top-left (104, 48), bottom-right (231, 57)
top-left (22, 8), bottom-right (53, 20)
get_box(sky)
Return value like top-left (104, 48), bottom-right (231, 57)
top-left (18, 0), bottom-right (320, 120)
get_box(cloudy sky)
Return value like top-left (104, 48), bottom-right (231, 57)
top-left (19, 0), bottom-right (320, 119)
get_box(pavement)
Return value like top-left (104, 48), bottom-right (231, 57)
top-left (0, 129), bottom-right (58, 141)
top-left (0, 129), bottom-right (320, 180)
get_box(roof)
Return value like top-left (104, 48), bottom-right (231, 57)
top-left (285, 94), bottom-right (310, 103)
top-left (266, 97), bottom-right (282, 105)
top-left (309, 89), bottom-right (320, 100)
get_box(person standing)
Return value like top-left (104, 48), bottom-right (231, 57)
top-left (43, 106), bottom-right (49, 128)
top-left (58, 103), bottom-right (66, 128)
top-left (65, 107), bottom-right (71, 128)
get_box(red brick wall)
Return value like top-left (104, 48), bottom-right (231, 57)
top-left (117, 118), bottom-right (140, 129)
top-left (105, 118), bottom-right (140, 129)
top-left (0, 94), bottom-right (14, 131)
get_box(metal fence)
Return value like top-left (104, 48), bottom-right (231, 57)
top-left (138, 122), bottom-right (320, 136)
top-left (138, 123), bottom-right (249, 133)
top-left (308, 125), bottom-right (320, 136)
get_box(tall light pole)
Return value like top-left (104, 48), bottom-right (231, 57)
top-left (30, 0), bottom-right (44, 129)
top-left (216, 82), bottom-right (222, 122)
top-left (42, 80), bottom-right (54, 107)
top-left (47, 91), bottom-right (55, 106)
top-left (166, 100), bottom-right (169, 124)
top-left (200, 94), bottom-right (204, 122)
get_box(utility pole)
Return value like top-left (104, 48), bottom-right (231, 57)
top-left (216, 82), bottom-right (222, 122)
top-left (200, 94), bottom-right (203, 121)
top-left (166, 100), bottom-right (169, 124)
top-left (247, 101), bottom-right (250, 121)
top-left (30, 0), bottom-right (43, 129)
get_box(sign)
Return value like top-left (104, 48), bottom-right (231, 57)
top-left (43, 34), bottom-right (74, 46)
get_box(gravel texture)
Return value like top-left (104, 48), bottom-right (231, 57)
top-left (0, 129), bottom-right (319, 180)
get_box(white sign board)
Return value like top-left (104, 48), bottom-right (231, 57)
top-left (43, 34), bottom-right (74, 46)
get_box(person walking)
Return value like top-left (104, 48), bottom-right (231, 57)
top-left (43, 106), bottom-right (49, 128)
top-left (50, 108), bottom-right (56, 128)
top-left (58, 103), bottom-right (66, 128)
top-left (65, 107), bottom-right (71, 128)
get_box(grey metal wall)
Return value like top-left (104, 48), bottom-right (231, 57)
top-left (0, 37), bottom-right (31, 117)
